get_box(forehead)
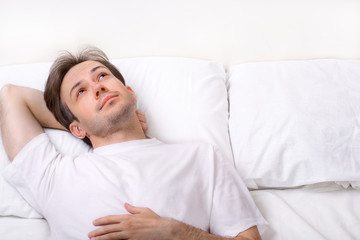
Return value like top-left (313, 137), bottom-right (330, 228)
top-left (64, 60), bottom-right (105, 84)
top-left (60, 61), bottom-right (106, 95)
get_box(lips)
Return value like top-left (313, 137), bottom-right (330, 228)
top-left (99, 94), bottom-right (117, 110)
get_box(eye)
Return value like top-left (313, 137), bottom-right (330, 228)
top-left (99, 73), bottom-right (107, 80)
top-left (77, 89), bottom-right (85, 97)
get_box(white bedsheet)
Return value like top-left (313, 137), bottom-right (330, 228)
top-left (0, 216), bottom-right (50, 240)
top-left (252, 184), bottom-right (360, 239)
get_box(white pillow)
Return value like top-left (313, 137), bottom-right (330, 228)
top-left (228, 59), bottom-right (360, 188)
top-left (0, 57), bottom-right (231, 217)
top-left (0, 62), bottom-right (52, 91)
top-left (112, 57), bottom-right (232, 161)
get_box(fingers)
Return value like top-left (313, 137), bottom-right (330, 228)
top-left (88, 206), bottom-right (140, 240)
top-left (136, 110), bottom-right (147, 125)
top-left (88, 224), bottom-right (126, 239)
top-left (125, 202), bottom-right (142, 214)
top-left (89, 232), bottom-right (122, 240)
top-left (125, 203), bottom-right (161, 220)
top-left (135, 109), bottom-right (148, 132)
top-left (89, 214), bottom-right (132, 239)
top-left (89, 205), bottom-right (162, 240)
top-left (93, 215), bottom-right (124, 226)
top-left (135, 110), bottom-right (146, 122)
top-left (92, 203), bottom-right (141, 226)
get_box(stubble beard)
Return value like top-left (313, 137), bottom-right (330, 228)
top-left (89, 100), bottom-right (137, 138)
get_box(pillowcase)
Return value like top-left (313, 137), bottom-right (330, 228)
top-left (228, 59), bottom-right (360, 189)
top-left (0, 57), bottom-right (232, 217)
top-left (111, 57), bottom-right (232, 161)
top-left (0, 62), bottom-right (52, 91)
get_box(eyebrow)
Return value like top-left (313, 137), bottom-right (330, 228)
top-left (69, 65), bottom-right (107, 98)
top-left (91, 65), bottom-right (106, 73)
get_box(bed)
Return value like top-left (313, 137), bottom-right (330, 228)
top-left (1, 0), bottom-right (360, 239)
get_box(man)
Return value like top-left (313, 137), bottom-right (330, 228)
top-left (0, 48), bottom-right (267, 240)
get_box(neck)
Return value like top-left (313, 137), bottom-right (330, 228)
top-left (90, 116), bottom-right (147, 149)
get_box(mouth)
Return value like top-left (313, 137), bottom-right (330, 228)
top-left (99, 94), bottom-right (118, 110)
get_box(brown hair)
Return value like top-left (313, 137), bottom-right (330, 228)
top-left (44, 47), bottom-right (125, 146)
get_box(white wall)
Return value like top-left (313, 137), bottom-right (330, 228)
top-left (1, 0), bottom-right (360, 66)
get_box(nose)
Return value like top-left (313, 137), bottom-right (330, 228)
top-left (93, 83), bottom-right (108, 99)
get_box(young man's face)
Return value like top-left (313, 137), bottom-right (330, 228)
top-left (60, 60), bottom-right (137, 140)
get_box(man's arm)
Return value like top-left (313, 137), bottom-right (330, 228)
top-left (173, 223), bottom-right (260, 240)
top-left (0, 84), bottom-right (64, 161)
top-left (0, 84), bottom-right (148, 161)
top-left (88, 204), bottom-right (261, 240)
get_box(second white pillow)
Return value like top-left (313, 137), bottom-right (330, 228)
top-left (228, 59), bottom-right (360, 188)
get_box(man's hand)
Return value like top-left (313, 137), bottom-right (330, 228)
top-left (88, 204), bottom-right (261, 240)
top-left (136, 110), bottom-right (148, 132)
top-left (88, 203), bottom-right (172, 240)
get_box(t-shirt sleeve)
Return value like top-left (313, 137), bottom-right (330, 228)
top-left (2, 133), bottom-right (62, 215)
top-left (209, 146), bottom-right (268, 237)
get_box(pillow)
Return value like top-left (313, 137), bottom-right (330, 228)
top-left (0, 57), bottom-right (232, 217)
top-left (0, 62), bottom-right (52, 91)
top-left (228, 59), bottom-right (360, 188)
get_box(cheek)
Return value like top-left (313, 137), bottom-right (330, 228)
top-left (80, 97), bottom-right (97, 111)
top-left (71, 97), bottom-right (96, 117)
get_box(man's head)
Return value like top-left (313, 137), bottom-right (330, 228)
top-left (44, 48), bottom-right (136, 146)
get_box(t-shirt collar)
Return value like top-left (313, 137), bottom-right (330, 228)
top-left (93, 138), bottom-right (161, 155)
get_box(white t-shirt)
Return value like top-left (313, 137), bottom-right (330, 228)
top-left (3, 133), bottom-right (267, 239)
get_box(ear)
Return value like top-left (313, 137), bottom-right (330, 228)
top-left (69, 121), bottom-right (88, 140)
top-left (126, 86), bottom-right (137, 102)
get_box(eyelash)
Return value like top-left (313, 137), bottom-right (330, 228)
top-left (99, 73), bottom-right (107, 80)
top-left (77, 89), bottom-right (85, 97)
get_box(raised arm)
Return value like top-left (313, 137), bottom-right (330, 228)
top-left (0, 84), bottom-right (64, 161)
top-left (0, 84), bottom-right (148, 161)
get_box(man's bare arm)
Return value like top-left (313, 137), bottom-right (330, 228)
top-left (0, 85), bottom-right (148, 161)
top-left (0, 84), bottom-right (64, 161)
top-left (154, 219), bottom-right (260, 240)
top-left (172, 221), bottom-right (260, 240)
top-left (88, 204), bottom-right (261, 240)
